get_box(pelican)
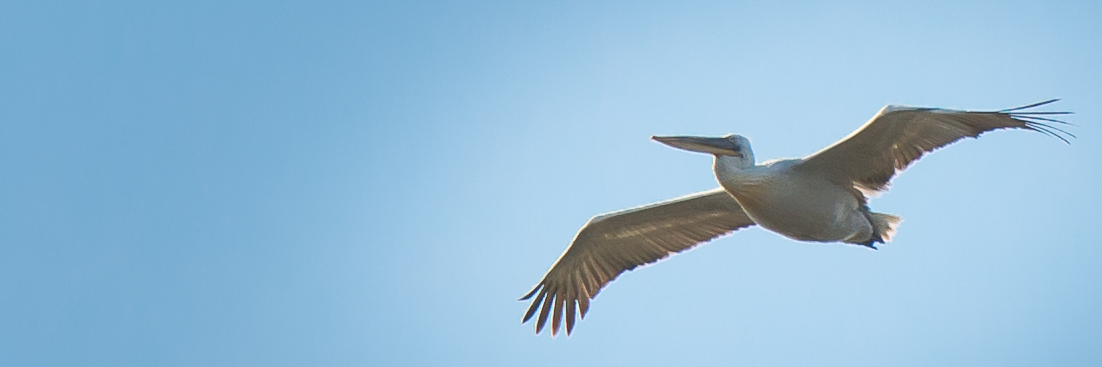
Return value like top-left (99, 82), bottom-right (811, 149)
top-left (520, 100), bottom-right (1072, 336)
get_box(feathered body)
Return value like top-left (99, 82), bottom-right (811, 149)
top-left (519, 100), bottom-right (1072, 336)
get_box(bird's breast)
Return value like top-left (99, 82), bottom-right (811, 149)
top-left (721, 170), bottom-right (861, 243)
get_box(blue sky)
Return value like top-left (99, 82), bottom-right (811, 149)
top-left (2, 1), bottom-right (1101, 366)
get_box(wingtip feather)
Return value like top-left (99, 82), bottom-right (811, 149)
top-left (535, 292), bottom-right (553, 334)
top-left (522, 289), bottom-right (546, 323)
top-left (565, 300), bottom-right (577, 335)
top-left (519, 284), bottom-right (542, 301)
top-left (999, 99), bottom-right (1060, 112)
top-left (551, 296), bottom-right (564, 336)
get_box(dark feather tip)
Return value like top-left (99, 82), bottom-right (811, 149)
top-left (999, 99), bottom-right (1059, 112)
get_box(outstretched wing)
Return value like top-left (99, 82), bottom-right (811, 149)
top-left (793, 100), bottom-right (1072, 196)
top-left (520, 188), bottom-right (756, 336)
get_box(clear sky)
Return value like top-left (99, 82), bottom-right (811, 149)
top-left (2, 1), bottom-right (1101, 366)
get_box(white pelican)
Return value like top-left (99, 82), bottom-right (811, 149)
top-left (520, 100), bottom-right (1072, 336)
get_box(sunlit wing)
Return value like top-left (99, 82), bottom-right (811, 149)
top-left (520, 188), bottom-right (756, 336)
top-left (794, 100), bottom-right (1072, 196)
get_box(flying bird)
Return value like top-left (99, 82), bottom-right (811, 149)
top-left (520, 100), bottom-right (1073, 336)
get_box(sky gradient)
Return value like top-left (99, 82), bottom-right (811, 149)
top-left (2, 1), bottom-right (1101, 366)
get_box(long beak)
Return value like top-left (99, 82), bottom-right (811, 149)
top-left (651, 136), bottom-right (742, 157)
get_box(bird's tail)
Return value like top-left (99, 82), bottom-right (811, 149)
top-left (870, 212), bottom-right (903, 243)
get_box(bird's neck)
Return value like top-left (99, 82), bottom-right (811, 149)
top-left (713, 154), bottom-right (756, 184)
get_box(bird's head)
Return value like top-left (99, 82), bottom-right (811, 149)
top-left (651, 134), bottom-right (751, 158)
